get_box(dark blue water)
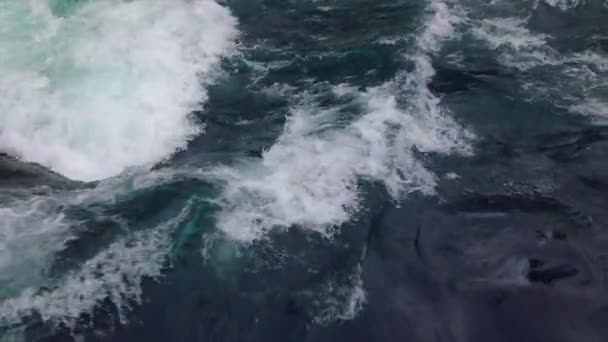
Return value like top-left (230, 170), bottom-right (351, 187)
top-left (1, 1), bottom-right (608, 341)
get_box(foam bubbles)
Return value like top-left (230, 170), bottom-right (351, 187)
top-left (312, 264), bottom-right (367, 325)
top-left (0, 175), bottom-right (195, 335)
top-left (0, 0), bottom-right (238, 330)
top-left (0, 195), bottom-right (72, 300)
top-left (209, 85), bottom-right (471, 242)
top-left (0, 0), bottom-right (237, 181)
top-left (209, 0), bottom-right (473, 242)
top-left (459, 1), bottom-right (608, 121)
top-left (571, 98), bottom-right (608, 122)
top-left (540, 0), bottom-right (586, 10)
top-left (571, 51), bottom-right (608, 73)
top-left (420, 0), bottom-right (461, 51)
top-left (471, 17), bottom-right (561, 70)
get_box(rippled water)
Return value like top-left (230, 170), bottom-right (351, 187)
top-left (1, 0), bottom-right (608, 341)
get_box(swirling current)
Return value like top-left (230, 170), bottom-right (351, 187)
top-left (1, 0), bottom-right (608, 341)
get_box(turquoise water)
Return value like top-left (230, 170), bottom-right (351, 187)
top-left (1, 0), bottom-right (608, 341)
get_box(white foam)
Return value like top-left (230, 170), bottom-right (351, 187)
top-left (0, 0), bottom-right (237, 181)
top-left (420, 0), bottom-right (462, 52)
top-left (209, 0), bottom-right (473, 242)
top-left (0, 204), bottom-right (187, 328)
top-left (459, 2), bottom-right (608, 121)
top-left (0, 181), bottom-right (194, 333)
top-left (472, 17), bottom-right (546, 50)
top-left (471, 17), bottom-right (561, 70)
top-left (571, 51), bottom-right (608, 73)
top-left (0, 165), bottom-right (205, 298)
top-left (540, 0), bottom-right (585, 10)
top-left (571, 98), bottom-right (608, 122)
top-left (312, 264), bottom-right (367, 325)
top-left (0, 195), bottom-right (72, 300)
top-left (0, 164), bottom-right (211, 339)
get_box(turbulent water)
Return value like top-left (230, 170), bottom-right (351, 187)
top-left (1, 0), bottom-right (608, 341)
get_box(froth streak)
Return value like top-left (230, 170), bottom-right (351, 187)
top-left (211, 0), bottom-right (473, 242)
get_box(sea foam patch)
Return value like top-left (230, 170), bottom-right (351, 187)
top-left (0, 172), bottom-right (198, 337)
top-left (460, 1), bottom-right (608, 121)
top-left (0, 0), bottom-right (237, 181)
top-left (0, 0), bottom-right (238, 336)
top-left (210, 0), bottom-right (473, 242)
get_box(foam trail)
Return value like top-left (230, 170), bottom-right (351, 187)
top-left (470, 17), bottom-right (561, 70)
top-left (571, 98), bottom-right (608, 123)
top-left (0, 171), bottom-right (199, 338)
top-left (209, 0), bottom-right (473, 242)
top-left (0, 196), bottom-right (72, 300)
top-left (460, 1), bottom-right (608, 121)
top-left (313, 264), bottom-right (366, 325)
top-left (0, 165), bottom-right (205, 307)
top-left (0, 0), bottom-right (237, 181)
top-left (540, 0), bottom-right (585, 10)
